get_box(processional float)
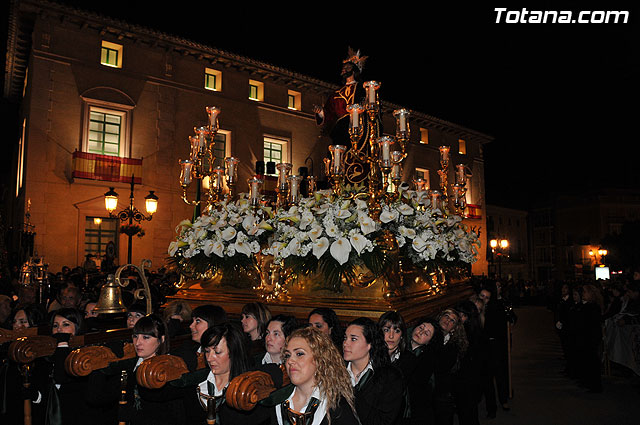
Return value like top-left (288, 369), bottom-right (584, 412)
top-left (168, 78), bottom-right (480, 324)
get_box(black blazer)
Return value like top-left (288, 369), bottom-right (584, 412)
top-left (354, 364), bottom-right (405, 425)
top-left (396, 347), bottom-right (437, 425)
top-left (87, 356), bottom-right (188, 425)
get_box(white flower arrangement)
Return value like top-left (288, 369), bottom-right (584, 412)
top-left (168, 196), bottom-right (273, 278)
top-left (264, 192), bottom-right (378, 266)
top-left (168, 188), bottom-right (479, 291)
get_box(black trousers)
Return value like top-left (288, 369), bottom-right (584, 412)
top-left (484, 339), bottom-right (509, 414)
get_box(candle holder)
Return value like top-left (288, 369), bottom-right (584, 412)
top-left (455, 164), bottom-right (467, 186)
top-left (179, 107), bottom-right (225, 215)
top-left (363, 81), bottom-right (381, 110)
top-left (288, 175), bottom-right (303, 205)
top-left (206, 106), bottom-right (221, 132)
top-left (413, 178), bottom-right (428, 192)
top-left (248, 176), bottom-right (263, 208)
top-left (275, 163), bottom-right (293, 209)
top-left (428, 189), bottom-right (443, 213)
top-left (347, 103), bottom-right (364, 140)
top-left (393, 108), bottom-right (410, 150)
top-left (225, 156), bottom-right (240, 199)
top-left (328, 145), bottom-right (347, 197)
top-left (451, 183), bottom-right (466, 216)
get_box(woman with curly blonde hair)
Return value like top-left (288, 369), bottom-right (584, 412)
top-left (271, 326), bottom-right (360, 425)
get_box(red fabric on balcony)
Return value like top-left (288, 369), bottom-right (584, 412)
top-left (72, 151), bottom-right (142, 184)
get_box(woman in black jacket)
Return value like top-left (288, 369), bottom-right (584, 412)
top-left (86, 314), bottom-right (186, 425)
top-left (268, 326), bottom-right (359, 425)
top-left (433, 308), bottom-right (469, 425)
top-left (344, 317), bottom-right (405, 425)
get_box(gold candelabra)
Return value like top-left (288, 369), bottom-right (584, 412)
top-left (179, 107), bottom-right (240, 215)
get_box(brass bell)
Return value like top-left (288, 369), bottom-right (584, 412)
top-left (93, 274), bottom-right (127, 314)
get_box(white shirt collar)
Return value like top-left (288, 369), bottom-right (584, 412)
top-left (262, 351), bottom-right (280, 365)
top-left (275, 386), bottom-right (327, 425)
top-left (347, 361), bottom-right (373, 387)
top-left (198, 371), bottom-right (224, 396)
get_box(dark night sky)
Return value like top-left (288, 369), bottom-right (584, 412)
top-left (4, 1), bottom-right (639, 210)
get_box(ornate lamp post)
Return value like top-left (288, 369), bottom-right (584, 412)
top-left (104, 177), bottom-right (158, 264)
top-left (490, 238), bottom-right (509, 279)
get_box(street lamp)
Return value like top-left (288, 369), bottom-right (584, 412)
top-left (104, 176), bottom-right (158, 264)
top-left (490, 238), bottom-right (509, 279)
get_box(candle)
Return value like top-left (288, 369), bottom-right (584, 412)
top-left (212, 167), bottom-right (224, 189)
top-left (348, 104), bottom-right (362, 128)
top-left (225, 157), bottom-right (239, 184)
top-left (248, 177), bottom-right (263, 201)
top-left (363, 81), bottom-right (380, 106)
top-left (179, 160), bottom-right (193, 187)
top-left (206, 106), bottom-right (221, 131)
top-left (394, 109), bottom-right (408, 132)
top-left (329, 145), bottom-right (346, 175)
top-left (276, 163), bottom-right (292, 191)
top-left (288, 175), bottom-right (302, 204)
top-left (439, 146), bottom-right (450, 163)
top-left (378, 136), bottom-right (392, 165)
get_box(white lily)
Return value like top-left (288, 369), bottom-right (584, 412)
top-left (312, 237), bottom-right (329, 259)
top-left (221, 227), bottom-right (237, 241)
top-left (234, 240), bottom-right (252, 257)
top-left (380, 208), bottom-right (399, 223)
top-left (412, 235), bottom-right (427, 252)
top-left (330, 237), bottom-right (351, 265)
top-left (349, 233), bottom-right (370, 254)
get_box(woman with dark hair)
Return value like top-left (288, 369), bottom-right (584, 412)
top-left (344, 317), bottom-right (405, 425)
top-left (87, 314), bottom-right (183, 425)
top-left (433, 308), bottom-right (469, 425)
top-left (11, 303), bottom-right (46, 330)
top-left (51, 307), bottom-right (85, 336)
top-left (405, 317), bottom-right (442, 425)
top-left (127, 302), bottom-right (147, 329)
top-left (378, 311), bottom-right (407, 361)
top-left (308, 307), bottom-right (344, 352)
top-left (189, 322), bottom-right (272, 425)
top-left (241, 302), bottom-right (272, 359)
top-left (454, 301), bottom-right (484, 425)
top-left (263, 314), bottom-right (299, 365)
top-left (173, 304), bottom-right (228, 371)
top-left (269, 326), bottom-right (359, 425)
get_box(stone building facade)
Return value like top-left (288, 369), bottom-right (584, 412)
top-left (4, 0), bottom-right (491, 275)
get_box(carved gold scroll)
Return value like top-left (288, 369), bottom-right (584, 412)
top-left (65, 343), bottom-right (135, 377)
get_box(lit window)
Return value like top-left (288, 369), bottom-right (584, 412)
top-left (205, 68), bottom-right (222, 91)
top-left (210, 132), bottom-right (227, 168)
top-left (16, 118), bottom-right (26, 197)
top-left (249, 79), bottom-right (264, 101)
top-left (287, 90), bottom-right (301, 110)
top-left (85, 217), bottom-right (118, 258)
top-left (420, 128), bottom-right (429, 144)
top-left (264, 136), bottom-right (288, 174)
top-left (415, 168), bottom-right (431, 188)
top-left (81, 101), bottom-right (132, 158)
top-left (101, 41), bottom-right (123, 68)
top-left (458, 139), bottom-right (467, 155)
top-left (88, 109), bottom-right (123, 156)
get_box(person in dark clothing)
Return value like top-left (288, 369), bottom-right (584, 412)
top-left (455, 301), bottom-right (484, 425)
top-left (267, 326), bottom-right (360, 425)
top-left (479, 285), bottom-right (513, 418)
top-left (565, 287), bottom-right (585, 380)
top-left (344, 317), bottom-right (405, 425)
top-left (555, 283), bottom-right (573, 369)
top-left (433, 308), bottom-right (469, 425)
top-left (578, 284), bottom-right (604, 392)
top-left (86, 314), bottom-right (184, 425)
top-left (404, 317), bottom-right (442, 425)
top-left (172, 304), bottom-right (228, 371)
